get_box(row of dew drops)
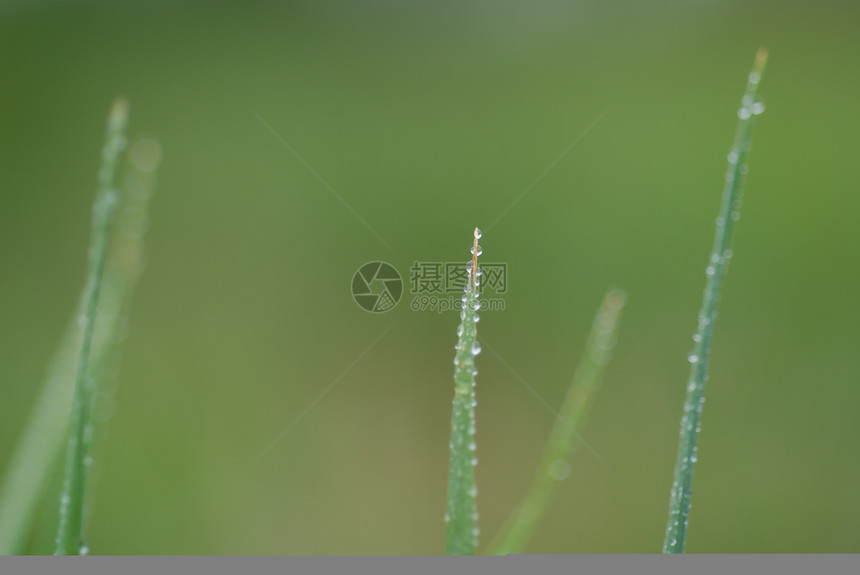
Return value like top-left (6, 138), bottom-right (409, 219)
top-left (445, 228), bottom-right (484, 540)
top-left (686, 76), bottom-right (766, 369)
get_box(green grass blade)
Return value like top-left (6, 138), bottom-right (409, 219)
top-left (0, 137), bottom-right (158, 555)
top-left (445, 227), bottom-right (483, 555)
top-left (662, 49), bottom-right (768, 554)
top-left (487, 289), bottom-right (626, 555)
top-left (54, 98), bottom-right (130, 556)
top-left (0, 325), bottom-right (79, 555)
top-left (0, 137), bottom-right (159, 555)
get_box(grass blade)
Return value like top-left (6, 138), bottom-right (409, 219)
top-left (487, 289), bottom-right (626, 555)
top-left (54, 98), bottom-right (130, 556)
top-left (662, 49), bottom-right (768, 554)
top-left (0, 326), bottom-right (79, 555)
top-left (445, 227), bottom-right (483, 555)
top-left (0, 136), bottom-right (158, 555)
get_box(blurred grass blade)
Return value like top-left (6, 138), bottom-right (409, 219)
top-left (487, 289), bottom-right (626, 555)
top-left (89, 138), bottom-right (162, 408)
top-left (54, 99), bottom-right (130, 556)
top-left (445, 227), bottom-right (483, 555)
top-left (662, 49), bottom-right (768, 554)
top-left (0, 136), bottom-right (159, 555)
top-left (0, 326), bottom-right (79, 554)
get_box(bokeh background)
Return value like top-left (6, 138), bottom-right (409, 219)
top-left (1, 0), bottom-right (859, 555)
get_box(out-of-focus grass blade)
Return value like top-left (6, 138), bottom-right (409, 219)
top-left (487, 289), bottom-right (626, 555)
top-left (662, 49), bottom-right (768, 554)
top-left (0, 137), bottom-right (160, 555)
top-left (0, 136), bottom-right (160, 555)
top-left (0, 326), bottom-right (80, 555)
top-left (53, 99), bottom-right (129, 556)
top-left (445, 227), bottom-right (484, 555)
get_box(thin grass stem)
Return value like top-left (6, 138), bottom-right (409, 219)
top-left (445, 227), bottom-right (483, 555)
top-left (662, 49), bottom-right (768, 554)
top-left (54, 98), bottom-right (130, 556)
top-left (487, 289), bottom-right (626, 555)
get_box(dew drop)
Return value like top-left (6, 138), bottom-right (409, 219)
top-left (473, 314), bottom-right (480, 323)
top-left (688, 353), bottom-right (699, 363)
top-left (474, 228), bottom-right (482, 239)
top-left (79, 545), bottom-right (90, 556)
top-left (727, 150), bottom-right (739, 164)
top-left (692, 334), bottom-right (701, 343)
top-left (748, 72), bottom-right (760, 85)
top-left (470, 245), bottom-right (483, 257)
top-left (705, 266), bottom-right (715, 277)
top-left (457, 325), bottom-right (464, 337)
top-left (472, 301), bottom-right (481, 311)
top-left (471, 341), bottom-right (482, 356)
top-left (548, 459), bottom-right (572, 481)
top-left (752, 101), bottom-right (765, 115)
top-left (737, 107), bottom-right (751, 120)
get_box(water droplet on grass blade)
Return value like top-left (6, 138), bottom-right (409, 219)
top-left (548, 459), bottom-right (572, 481)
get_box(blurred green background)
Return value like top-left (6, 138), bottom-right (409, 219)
top-left (2, 0), bottom-right (860, 555)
